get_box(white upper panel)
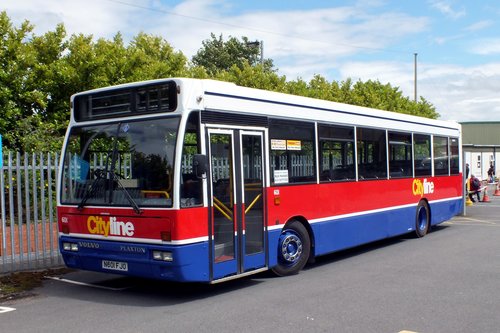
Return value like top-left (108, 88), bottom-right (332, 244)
top-left (71, 77), bottom-right (461, 137)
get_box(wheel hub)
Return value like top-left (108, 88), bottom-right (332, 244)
top-left (280, 232), bottom-right (303, 264)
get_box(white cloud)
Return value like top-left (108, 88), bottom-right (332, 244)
top-left (470, 38), bottom-right (500, 55)
top-left (428, 0), bottom-right (466, 19)
top-left (464, 20), bottom-right (494, 32)
top-left (2, 0), bottom-right (427, 68)
top-left (416, 64), bottom-right (500, 121)
top-left (3, 0), bottom-right (142, 38)
top-left (331, 60), bottom-right (500, 122)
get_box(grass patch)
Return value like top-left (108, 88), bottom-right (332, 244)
top-left (0, 268), bottom-right (71, 302)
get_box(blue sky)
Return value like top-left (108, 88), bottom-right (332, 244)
top-left (3, 0), bottom-right (500, 122)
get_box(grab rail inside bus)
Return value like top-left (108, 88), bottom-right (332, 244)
top-left (141, 190), bottom-right (170, 199)
top-left (213, 196), bottom-right (233, 221)
top-left (245, 193), bottom-right (262, 214)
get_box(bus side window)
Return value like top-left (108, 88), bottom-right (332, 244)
top-left (357, 128), bottom-right (387, 180)
top-left (433, 136), bottom-right (449, 176)
top-left (269, 119), bottom-right (316, 184)
top-left (180, 112), bottom-right (203, 207)
top-left (388, 132), bottom-right (412, 179)
top-left (182, 173), bottom-right (201, 203)
top-left (450, 137), bottom-right (459, 175)
top-left (318, 124), bottom-right (355, 182)
top-left (414, 134), bottom-right (432, 177)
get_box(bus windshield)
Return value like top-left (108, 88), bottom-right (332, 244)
top-left (60, 117), bottom-right (180, 209)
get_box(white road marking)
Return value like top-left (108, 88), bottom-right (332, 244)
top-left (45, 276), bottom-right (131, 291)
top-left (446, 217), bottom-right (499, 225)
top-left (0, 306), bottom-right (16, 314)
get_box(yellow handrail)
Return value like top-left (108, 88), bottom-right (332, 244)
top-left (141, 190), bottom-right (170, 199)
top-left (213, 201), bottom-right (233, 221)
top-left (213, 197), bottom-right (233, 216)
top-left (245, 193), bottom-right (262, 214)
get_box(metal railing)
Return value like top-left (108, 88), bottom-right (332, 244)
top-left (1, 152), bottom-right (63, 274)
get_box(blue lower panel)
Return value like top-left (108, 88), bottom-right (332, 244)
top-left (429, 198), bottom-right (463, 226)
top-left (241, 234), bottom-right (266, 271)
top-left (59, 237), bottom-right (210, 282)
top-left (311, 207), bottom-right (415, 256)
top-left (268, 198), bottom-right (462, 265)
top-left (213, 259), bottom-right (237, 280)
top-left (244, 252), bottom-right (266, 271)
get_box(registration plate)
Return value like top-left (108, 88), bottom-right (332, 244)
top-left (102, 260), bottom-right (128, 272)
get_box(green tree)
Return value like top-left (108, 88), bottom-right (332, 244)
top-left (0, 12), bottom-right (37, 150)
top-left (123, 32), bottom-right (188, 81)
top-left (29, 24), bottom-right (70, 142)
top-left (348, 79), bottom-right (439, 118)
top-left (192, 33), bottom-right (274, 75)
top-left (0, 9), bottom-right (439, 153)
top-left (62, 31), bottom-right (188, 91)
top-left (0, 11), bottom-right (191, 152)
top-left (306, 75), bottom-right (336, 101)
top-left (216, 62), bottom-right (286, 91)
top-left (283, 75), bottom-right (439, 119)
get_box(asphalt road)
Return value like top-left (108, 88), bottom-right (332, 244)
top-left (1, 195), bottom-right (500, 333)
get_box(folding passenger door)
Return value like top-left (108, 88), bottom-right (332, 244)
top-left (207, 127), bottom-right (267, 281)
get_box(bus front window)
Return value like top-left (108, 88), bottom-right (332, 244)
top-left (61, 117), bottom-right (180, 208)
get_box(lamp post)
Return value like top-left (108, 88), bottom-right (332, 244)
top-left (246, 40), bottom-right (264, 65)
top-left (414, 52), bottom-right (418, 102)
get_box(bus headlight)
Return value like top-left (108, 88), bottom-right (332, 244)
top-left (63, 242), bottom-right (79, 252)
top-left (153, 251), bottom-right (173, 262)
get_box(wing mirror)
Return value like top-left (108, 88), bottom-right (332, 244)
top-left (193, 154), bottom-right (208, 179)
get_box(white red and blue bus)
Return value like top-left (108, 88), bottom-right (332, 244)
top-left (58, 78), bottom-right (463, 283)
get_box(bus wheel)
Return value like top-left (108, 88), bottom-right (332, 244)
top-left (272, 220), bottom-right (311, 276)
top-left (415, 201), bottom-right (430, 238)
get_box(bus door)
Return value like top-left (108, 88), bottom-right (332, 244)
top-left (207, 128), bottom-right (267, 280)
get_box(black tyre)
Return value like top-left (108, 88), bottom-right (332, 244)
top-left (272, 220), bottom-right (311, 276)
top-left (415, 200), bottom-right (430, 238)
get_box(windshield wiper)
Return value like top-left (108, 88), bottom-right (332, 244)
top-left (110, 172), bottom-right (143, 215)
top-left (77, 169), bottom-right (106, 211)
top-left (77, 122), bottom-right (142, 214)
top-left (77, 169), bottom-right (142, 214)
top-left (107, 123), bottom-right (142, 215)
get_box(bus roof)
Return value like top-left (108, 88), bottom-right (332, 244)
top-left (190, 78), bottom-right (461, 136)
top-left (71, 78), bottom-right (461, 136)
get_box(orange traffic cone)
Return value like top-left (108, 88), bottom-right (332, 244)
top-left (482, 187), bottom-right (491, 202)
top-left (494, 183), bottom-right (500, 196)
